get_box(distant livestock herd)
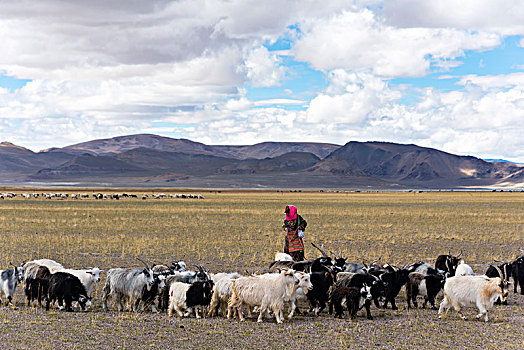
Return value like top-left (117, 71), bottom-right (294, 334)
top-left (0, 192), bottom-right (204, 200)
top-left (1, 246), bottom-right (523, 324)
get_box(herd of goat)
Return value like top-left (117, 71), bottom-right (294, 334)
top-left (0, 192), bottom-right (204, 200)
top-left (1, 244), bottom-right (523, 324)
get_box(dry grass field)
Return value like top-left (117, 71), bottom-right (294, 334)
top-left (0, 190), bottom-right (523, 349)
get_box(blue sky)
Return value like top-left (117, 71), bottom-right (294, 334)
top-left (0, 1), bottom-right (523, 164)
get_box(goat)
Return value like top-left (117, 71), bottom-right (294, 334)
top-left (510, 256), bottom-right (524, 295)
top-left (24, 265), bottom-right (51, 306)
top-left (405, 261), bottom-right (443, 275)
top-left (139, 274), bottom-right (166, 312)
top-left (333, 271), bottom-right (387, 319)
top-left (274, 252), bottom-right (293, 262)
top-left (160, 265), bottom-right (209, 312)
top-left (208, 272), bottom-right (242, 317)
top-left (378, 268), bottom-right (410, 310)
top-left (0, 264), bottom-right (24, 307)
top-left (329, 285), bottom-right (371, 320)
top-left (305, 270), bottom-right (335, 316)
top-left (168, 280), bottom-right (214, 318)
top-left (46, 272), bottom-right (89, 312)
top-left (486, 262), bottom-right (512, 305)
top-left (227, 270), bottom-right (297, 324)
top-left (255, 271), bottom-right (313, 320)
top-left (435, 252), bottom-right (461, 276)
top-left (102, 259), bottom-right (155, 312)
top-left (406, 272), bottom-right (446, 309)
top-left (438, 273), bottom-right (508, 322)
top-left (455, 260), bottom-right (474, 276)
top-left (60, 267), bottom-right (102, 310)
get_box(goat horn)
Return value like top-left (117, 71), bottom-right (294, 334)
top-left (136, 257), bottom-right (150, 270)
top-left (492, 264), bottom-right (505, 283)
top-left (457, 250), bottom-right (463, 258)
top-left (310, 242), bottom-right (328, 257)
top-left (370, 256), bottom-right (382, 265)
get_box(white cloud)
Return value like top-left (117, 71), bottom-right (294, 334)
top-left (306, 71), bottom-right (401, 123)
top-left (292, 9), bottom-right (501, 78)
top-left (242, 47), bottom-right (286, 87)
top-left (457, 72), bottom-right (524, 90)
top-left (0, 1), bottom-right (523, 163)
top-left (382, 0), bottom-right (524, 35)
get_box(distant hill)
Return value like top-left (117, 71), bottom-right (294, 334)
top-left (308, 141), bottom-right (524, 187)
top-left (30, 148), bottom-right (321, 179)
top-left (0, 142), bottom-right (74, 178)
top-left (213, 142), bottom-right (339, 160)
top-left (43, 134), bottom-right (340, 160)
top-left (1, 134), bottom-right (522, 189)
top-left (216, 152), bottom-right (321, 174)
top-left (42, 134), bottom-right (227, 157)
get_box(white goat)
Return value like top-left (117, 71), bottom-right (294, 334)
top-left (454, 259), bottom-right (474, 276)
top-left (208, 272), bottom-right (242, 317)
top-left (256, 271), bottom-right (313, 320)
top-left (438, 275), bottom-right (508, 322)
top-left (227, 269), bottom-right (297, 324)
top-left (274, 252), bottom-right (293, 262)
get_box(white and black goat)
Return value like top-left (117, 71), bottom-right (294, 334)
top-left (406, 272), bottom-right (446, 309)
top-left (0, 264), bottom-right (24, 307)
top-left (168, 279), bottom-right (214, 318)
top-left (329, 285), bottom-right (372, 320)
top-left (435, 252), bottom-right (462, 276)
top-left (24, 265), bottom-right (51, 306)
top-left (160, 265), bottom-right (209, 312)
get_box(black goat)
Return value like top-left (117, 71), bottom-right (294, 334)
top-left (46, 272), bottom-right (89, 312)
top-left (379, 269), bottom-right (410, 310)
top-left (329, 286), bottom-right (368, 320)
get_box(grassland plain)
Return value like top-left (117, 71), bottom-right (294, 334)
top-left (0, 190), bottom-right (523, 349)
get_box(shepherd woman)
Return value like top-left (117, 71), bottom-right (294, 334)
top-left (282, 205), bottom-right (307, 261)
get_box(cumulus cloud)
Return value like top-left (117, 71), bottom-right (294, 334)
top-left (292, 8), bottom-right (501, 77)
top-left (242, 47), bottom-right (286, 87)
top-left (306, 71), bottom-right (401, 123)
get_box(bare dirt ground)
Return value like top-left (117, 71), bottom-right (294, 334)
top-left (0, 190), bottom-right (523, 349)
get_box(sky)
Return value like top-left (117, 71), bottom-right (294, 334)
top-left (0, 0), bottom-right (523, 162)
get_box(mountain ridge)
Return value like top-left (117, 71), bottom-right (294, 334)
top-left (1, 134), bottom-right (522, 189)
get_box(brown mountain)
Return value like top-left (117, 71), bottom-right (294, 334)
top-left (216, 152), bottom-right (321, 174)
top-left (309, 141), bottom-right (524, 187)
top-left (42, 134), bottom-right (339, 160)
top-left (0, 142), bottom-right (73, 178)
top-left (30, 148), bottom-right (321, 179)
top-left (213, 142), bottom-right (339, 160)
top-left (3, 136), bottom-right (523, 189)
top-left (32, 154), bottom-right (146, 179)
top-left (42, 134), bottom-right (227, 157)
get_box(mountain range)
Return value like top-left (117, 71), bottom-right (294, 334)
top-left (1, 134), bottom-right (523, 189)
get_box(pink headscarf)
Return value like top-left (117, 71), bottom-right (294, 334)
top-left (285, 205), bottom-right (297, 221)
